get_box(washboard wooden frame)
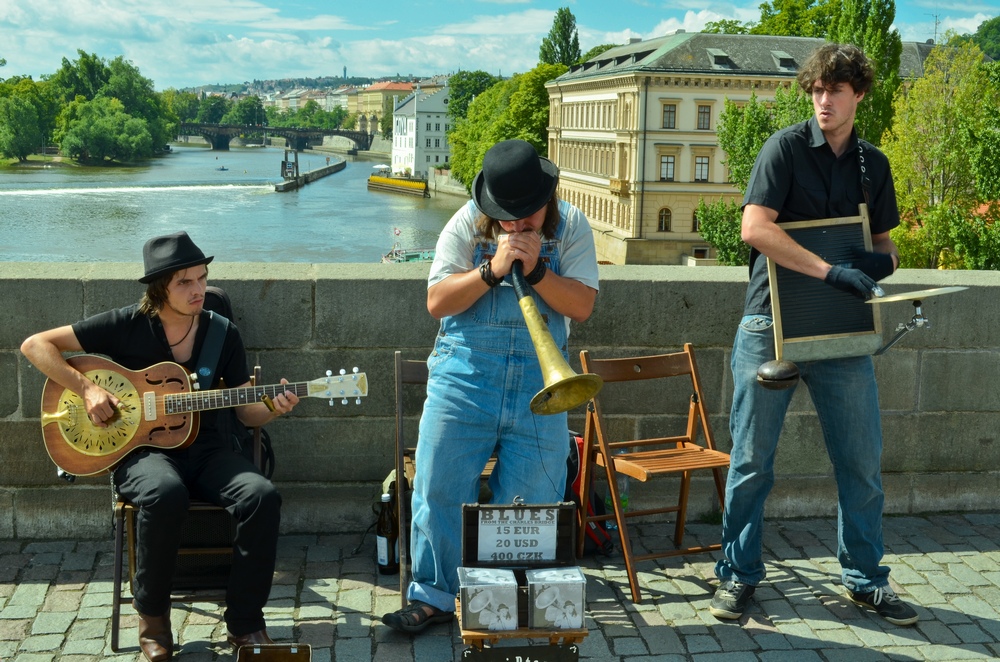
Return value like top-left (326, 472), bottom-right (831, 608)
top-left (767, 205), bottom-right (883, 363)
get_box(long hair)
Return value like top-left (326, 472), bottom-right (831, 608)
top-left (138, 266), bottom-right (209, 316)
top-left (475, 194), bottom-right (561, 241)
top-left (797, 43), bottom-right (874, 95)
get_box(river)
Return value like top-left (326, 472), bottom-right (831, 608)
top-left (0, 145), bottom-right (463, 263)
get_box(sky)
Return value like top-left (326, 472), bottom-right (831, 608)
top-left (1, 0), bottom-right (997, 90)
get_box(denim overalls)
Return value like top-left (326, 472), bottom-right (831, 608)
top-left (407, 226), bottom-right (571, 612)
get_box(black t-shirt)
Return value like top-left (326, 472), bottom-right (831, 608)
top-left (72, 304), bottom-right (250, 444)
top-left (742, 116), bottom-right (900, 315)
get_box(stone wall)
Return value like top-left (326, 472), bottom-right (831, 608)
top-left (1, 263), bottom-right (996, 539)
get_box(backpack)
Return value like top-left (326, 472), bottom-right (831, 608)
top-left (203, 286), bottom-right (276, 479)
top-left (565, 431), bottom-right (614, 556)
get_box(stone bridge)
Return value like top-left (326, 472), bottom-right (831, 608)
top-left (177, 123), bottom-right (376, 151)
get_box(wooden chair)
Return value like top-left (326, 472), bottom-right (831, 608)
top-left (393, 350), bottom-right (497, 608)
top-left (577, 343), bottom-right (730, 603)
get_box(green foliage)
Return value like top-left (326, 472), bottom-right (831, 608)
top-left (539, 8), bottom-right (581, 66)
top-left (828, 0), bottom-right (902, 145)
top-left (964, 61), bottom-right (1000, 202)
top-left (221, 95), bottom-right (265, 126)
top-left (882, 39), bottom-right (992, 216)
top-left (196, 96), bottom-right (232, 124)
top-left (697, 198), bottom-right (748, 265)
top-left (959, 16), bottom-right (1000, 61)
top-left (891, 204), bottom-right (1000, 270)
top-left (59, 96), bottom-right (153, 163)
top-left (46, 50), bottom-right (110, 104)
top-left (0, 94), bottom-right (43, 160)
top-left (162, 89), bottom-right (200, 123)
top-left (703, 19), bottom-right (751, 34)
top-left (447, 71), bottom-right (500, 125)
top-left (717, 94), bottom-right (776, 195)
top-left (449, 63), bottom-right (567, 191)
top-left (750, 0), bottom-right (838, 37)
top-left (577, 44), bottom-right (618, 64)
top-left (380, 97), bottom-right (393, 139)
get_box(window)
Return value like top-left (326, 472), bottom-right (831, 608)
top-left (697, 105), bottom-right (711, 130)
top-left (659, 155), bottom-right (675, 182)
top-left (435, 123), bottom-right (440, 131)
top-left (426, 138), bottom-right (431, 148)
top-left (426, 123), bottom-right (431, 131)
top-left (692, 213), bottom-right (700, 233)
top-left (435, 155), bottom-right (440, 163)
top-left (662, 104), bottom-right (676, 129)
top-left (695, 156), bottom-right (710, 182)
top-left (434, 138), bottom-right (440, 148)
top-left (658, 208), bottom-right (672, 232)
top-left (445, 124), bottom-right (450, 132)
top-left (692, 246), bottom-right (710, 258)
top-left (426, 156), bottom-right (431, 162)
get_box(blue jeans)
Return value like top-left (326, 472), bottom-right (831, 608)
top-left (715, 314), bottom-right (890, 594)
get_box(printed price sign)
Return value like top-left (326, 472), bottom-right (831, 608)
top-left (477, 506), bottom-right (559, 563)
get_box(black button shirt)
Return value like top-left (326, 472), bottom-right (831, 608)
top-left (742, 116), bottom-right (900, 315)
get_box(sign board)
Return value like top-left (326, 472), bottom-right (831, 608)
top-left (462, 503), bottom-right (576, 569)
top-left (462, 644), bottom-right (579, 661)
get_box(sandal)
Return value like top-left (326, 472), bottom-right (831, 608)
top-left (382, 600), bottom-right (454, 633)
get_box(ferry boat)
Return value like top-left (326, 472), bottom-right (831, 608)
top-left (381, 244), bottom-right (435, 263)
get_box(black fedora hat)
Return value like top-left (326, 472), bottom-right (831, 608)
top-left (139, 231), bottom-right (214, 284)
top-left (472, 140), bottom-right (558, 221)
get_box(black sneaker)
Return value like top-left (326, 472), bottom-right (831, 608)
top-left (849, 585), bottom-right (919, 626)
top-left (710, 579), bottom-right (755, 620)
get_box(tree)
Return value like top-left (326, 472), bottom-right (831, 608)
top-left (828, 0), bottom-right (902, 145)
top-left (46, 50), bottom-right (110, 104)
top-left (577, 44), bottom-right (619, 64)
top-left (380, 97), bottom-right (393, 139)
top-left (162, 89), bottom-right (200, 123)
top-left (750, 0), bottom-right (838, 37)
top-left (0, 94), bottom-right (43, 160)
top-left (196, 95), bottom-right (231, 124)
top-left (539, 7), bottom-right (581, 66)
top-left (447, 70), bottom-right (500, 125)
top-left (704, 19), bottom-right (751, 34)
top-left (59, 96), bottom-right (152, 163)
top-left (883, 39), bottom-right (1000, 268)
top-left (102, 56), bottom-right (171, 149)
top-left (959, 16), bottom-right (1000, 61)
top-left (449, 63), bottom-right (567, 191)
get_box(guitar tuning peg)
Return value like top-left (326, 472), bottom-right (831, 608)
top-left (339, 368), bottom-right (346, 376)
top-left (326, 369), bottom-right (332, 377)
top-left (190, 374), bottom-right (200, 390)
top-left (355, 397), bottom-right (362, 405)
top-left (352, 367), bottom-right (359, 374)
top-left (341, 397), bottom-right (348, 405)
top-left (327, 398), bottom-right (335, 407)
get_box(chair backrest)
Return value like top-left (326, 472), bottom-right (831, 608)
top-left (580, 343), bottom-right (718, 458)
top-left (393, 350), bottom-right (429, 607)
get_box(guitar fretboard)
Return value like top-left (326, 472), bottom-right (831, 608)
top-left (164, 382), bottom-right (312, 414)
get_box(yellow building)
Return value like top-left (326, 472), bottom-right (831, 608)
top-left (546, 31), bottom-right (933, 265)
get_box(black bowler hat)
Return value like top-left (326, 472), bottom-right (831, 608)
top-left (139, 231), bottom-right (214, 284)
top-left (472, 140), bottom-right (559, 221)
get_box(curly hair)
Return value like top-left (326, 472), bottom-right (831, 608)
top-left (474, 195), bottom-right (561, 241)
top-left (797, 43), bottom-right (874, 96)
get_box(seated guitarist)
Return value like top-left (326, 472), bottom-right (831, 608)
top-left (20, 231), bottom-right (299, 661)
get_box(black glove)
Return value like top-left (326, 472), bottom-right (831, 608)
top-left (824, 264), bottom-right (878, 299)
top-left (849, 247), bottom-right (895, 282)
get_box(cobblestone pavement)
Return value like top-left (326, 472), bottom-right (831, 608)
top-left (2, 513), bottom-right (999, 661)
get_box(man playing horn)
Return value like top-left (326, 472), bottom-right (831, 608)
top-left (381, 139), bottom-right (599, 634)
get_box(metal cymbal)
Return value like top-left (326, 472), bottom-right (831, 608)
top-left (866, 286), bottom-right (968, 304)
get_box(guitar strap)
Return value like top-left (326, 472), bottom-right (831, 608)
top-left (195, 311), bottom-right (230, 391)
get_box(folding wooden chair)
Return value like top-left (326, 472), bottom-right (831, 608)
top-left (577, 343), bottom-right (730, 603)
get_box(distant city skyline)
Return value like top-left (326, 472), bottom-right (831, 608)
top-left (1, 0), bottom-right (996, 90)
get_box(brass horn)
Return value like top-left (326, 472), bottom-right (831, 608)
top-left (510, 261), bottom-right (603, 415)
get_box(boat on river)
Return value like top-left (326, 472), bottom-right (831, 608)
top-left (381, 244), bottom-right (435, 263)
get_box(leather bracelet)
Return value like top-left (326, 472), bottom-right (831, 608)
top-left (525, 261), bottom-right (547, 285)
top-left (479, 260), bottom-right (502, 287)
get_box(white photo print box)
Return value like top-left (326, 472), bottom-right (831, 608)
top-left (458, 567), bottom-right (519, 631)
top-left (525, 566), bottom-right (586, 629)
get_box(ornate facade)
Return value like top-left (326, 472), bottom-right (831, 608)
top-left (546, 32), bottom-right (933, 265)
